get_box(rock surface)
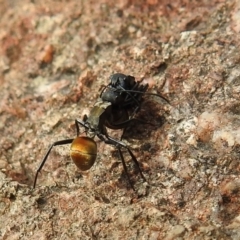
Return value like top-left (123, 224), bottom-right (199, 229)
top-left (0, 1), bottom-right (240, 239)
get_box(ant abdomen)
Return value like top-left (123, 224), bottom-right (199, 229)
top-left (70, 136), bottom-right (97, 171)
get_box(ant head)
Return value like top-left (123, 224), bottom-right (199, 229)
top-left (101, 73), bottom-right (137, 104)
top-left (110, 73), bottom-right (136, 90)
top-left (70, 136), bottom-right (97, 171)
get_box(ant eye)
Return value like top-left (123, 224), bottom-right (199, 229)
top-left (70, 136), bottom-right (97, 171)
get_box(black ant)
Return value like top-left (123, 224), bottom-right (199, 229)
top-left (100, 73), bottom-right (169, 135)
top-left (33, 73), bottom-right (168, 191)
top-left (101, 73), bottom-right (148, 109)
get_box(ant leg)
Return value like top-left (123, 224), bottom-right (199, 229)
top-left (126, 148), bottom-right (146, 182)
top-left (121, 118), bottom-right (156, 126)
top-left (111, 116), bottom-right (154, 130)
top-left (99, 85), bottom-right (107, 98)
top-left (124, 105), bottom-right (140, 121)
top-left (119, 118), bottom-right (155, 141)
top-left (75, 119), bottom-right (81, 136)
top-left (33, 138), bottom-right (74, 188)
top-left (83, 114), bottom-right (88, 121)
top-left (97, 134), bottom-right (135, 189)
top-left (76, 118), bottom-right (88, 127)
top-left (75, 118), bottom-right (89, 136)
top-left (117, 147), bottom-right (135, 191)
top-left (98, 134), bottom-right (146, 189)
top-left (107, 136), bottom-right (146, 182)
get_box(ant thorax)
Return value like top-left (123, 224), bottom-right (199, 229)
top-left (85, 99), bottom-right (112, 134)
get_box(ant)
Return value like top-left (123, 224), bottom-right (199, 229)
top-left (101, 73), bottom-right (148, 109)
top-left (100, 73), bottom-right (169, 135)
top-left (100, 73), bottom-right (148, 125)
top-left (33, 73), bottom-right (168, 191)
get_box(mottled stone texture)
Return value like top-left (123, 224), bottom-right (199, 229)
top-left (0, 1), bottom-right (240, 239)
